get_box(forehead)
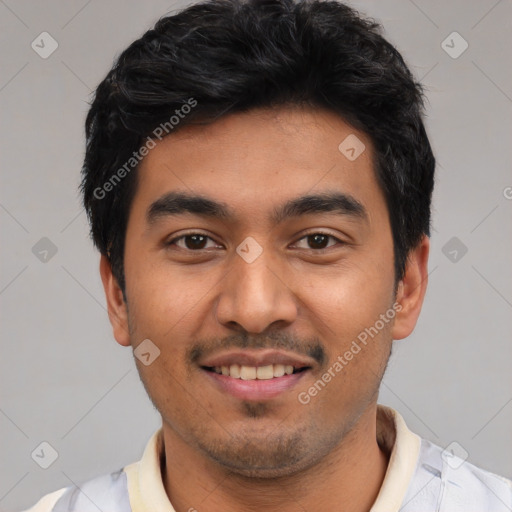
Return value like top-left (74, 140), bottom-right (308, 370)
top-left (130, 105), bottom-right (385, 226)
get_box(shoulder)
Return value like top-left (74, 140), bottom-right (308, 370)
top-left (402, 437), bottom-right (512, 511)
top-left (18, 468), bottom-right (131, 512)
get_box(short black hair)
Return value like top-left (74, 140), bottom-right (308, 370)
top-left (81, 0), bottom-right (435, 294)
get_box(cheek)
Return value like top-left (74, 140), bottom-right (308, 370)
top-left (293, 257), bottom-right (396, 391)
top-left (297, 257), bottom-right (394, 327)
top-left (125, 254), bottom-right (203, 325)
top-left (124, 259), bottom-right (223, 384)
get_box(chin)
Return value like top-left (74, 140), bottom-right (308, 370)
top-left (196, 435), bottom-right (325, 480)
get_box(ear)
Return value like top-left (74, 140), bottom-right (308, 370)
top-left (99, 254), bottom-right (131, 347)
top-left (391, 235), bottom-right (430, 340)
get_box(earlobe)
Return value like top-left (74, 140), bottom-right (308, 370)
top-left (99, 254), bottom-right (131, 347)
top-left (391, 235), bottom-right (430, 340)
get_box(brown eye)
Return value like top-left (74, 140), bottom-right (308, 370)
top-left (294, 233), bottom-right (341, 250)
top-left (307, 234), bottom-right (330, 249)
top-left (167, 233), bottom-right (218, 250)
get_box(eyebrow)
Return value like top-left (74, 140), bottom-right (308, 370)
top-left (146, 191), bottom-right (368, 226)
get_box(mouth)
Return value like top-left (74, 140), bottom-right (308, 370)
top-left (198, 350), bottom-right (314, 401)
top-left (202, 363), bottom-right (310, 380)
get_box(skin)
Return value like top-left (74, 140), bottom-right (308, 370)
top-left (100, 105), bottom-right (429, 512)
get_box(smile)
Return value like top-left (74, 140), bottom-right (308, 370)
top-left (201, 365), bottom-right (311, 401)
top-left (203, 363), bottom-right (309, 380)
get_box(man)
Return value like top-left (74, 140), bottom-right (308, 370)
top-left (22, 0), bottom-right (512, 510)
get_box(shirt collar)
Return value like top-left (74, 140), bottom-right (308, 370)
top-left (370, 405), bottom-right (421, 511)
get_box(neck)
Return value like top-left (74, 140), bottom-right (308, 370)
top-left (161, 403), bottom-right (390, 512)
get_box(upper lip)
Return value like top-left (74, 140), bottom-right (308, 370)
top-left (199, 349), bottom-right (315, 369)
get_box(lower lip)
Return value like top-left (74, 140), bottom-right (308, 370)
top-left (201, 368), bottom-right (309, 401)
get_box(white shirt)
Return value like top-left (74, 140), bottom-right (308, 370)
top-left (21, 405), bottom-right (512, 511)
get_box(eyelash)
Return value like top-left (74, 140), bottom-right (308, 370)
top-left (166, 231), bottom-right (344, 251)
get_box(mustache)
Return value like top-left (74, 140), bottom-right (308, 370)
top-left (188, 331), bottom-right (327, 367)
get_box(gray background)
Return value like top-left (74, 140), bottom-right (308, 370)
top-left (1, 0), bottom-right (511, 510)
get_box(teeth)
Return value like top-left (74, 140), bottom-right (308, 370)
top-left (256, 365), bottom-right (274, 380)
top-left (229, 364), bottom-right (241, 378)
top-left (273, 364), bottom-right (285, 377)
top-left (240, 365), bottom-right (257, 380)
top-left (210, 363), bottom-right (304, 380)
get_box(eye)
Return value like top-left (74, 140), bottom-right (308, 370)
top-left (166, 233), bottom-right (221, 251)
top-left (166, 232), bottom-right (344, 252)
top-left (293, 232), bottom-right (343, 250)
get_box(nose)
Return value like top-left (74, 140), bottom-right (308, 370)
top-left (214, 246), bottom-right (298, 333)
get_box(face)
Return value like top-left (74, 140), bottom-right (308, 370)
top-left (101, 105), bottom-right (428, 478)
